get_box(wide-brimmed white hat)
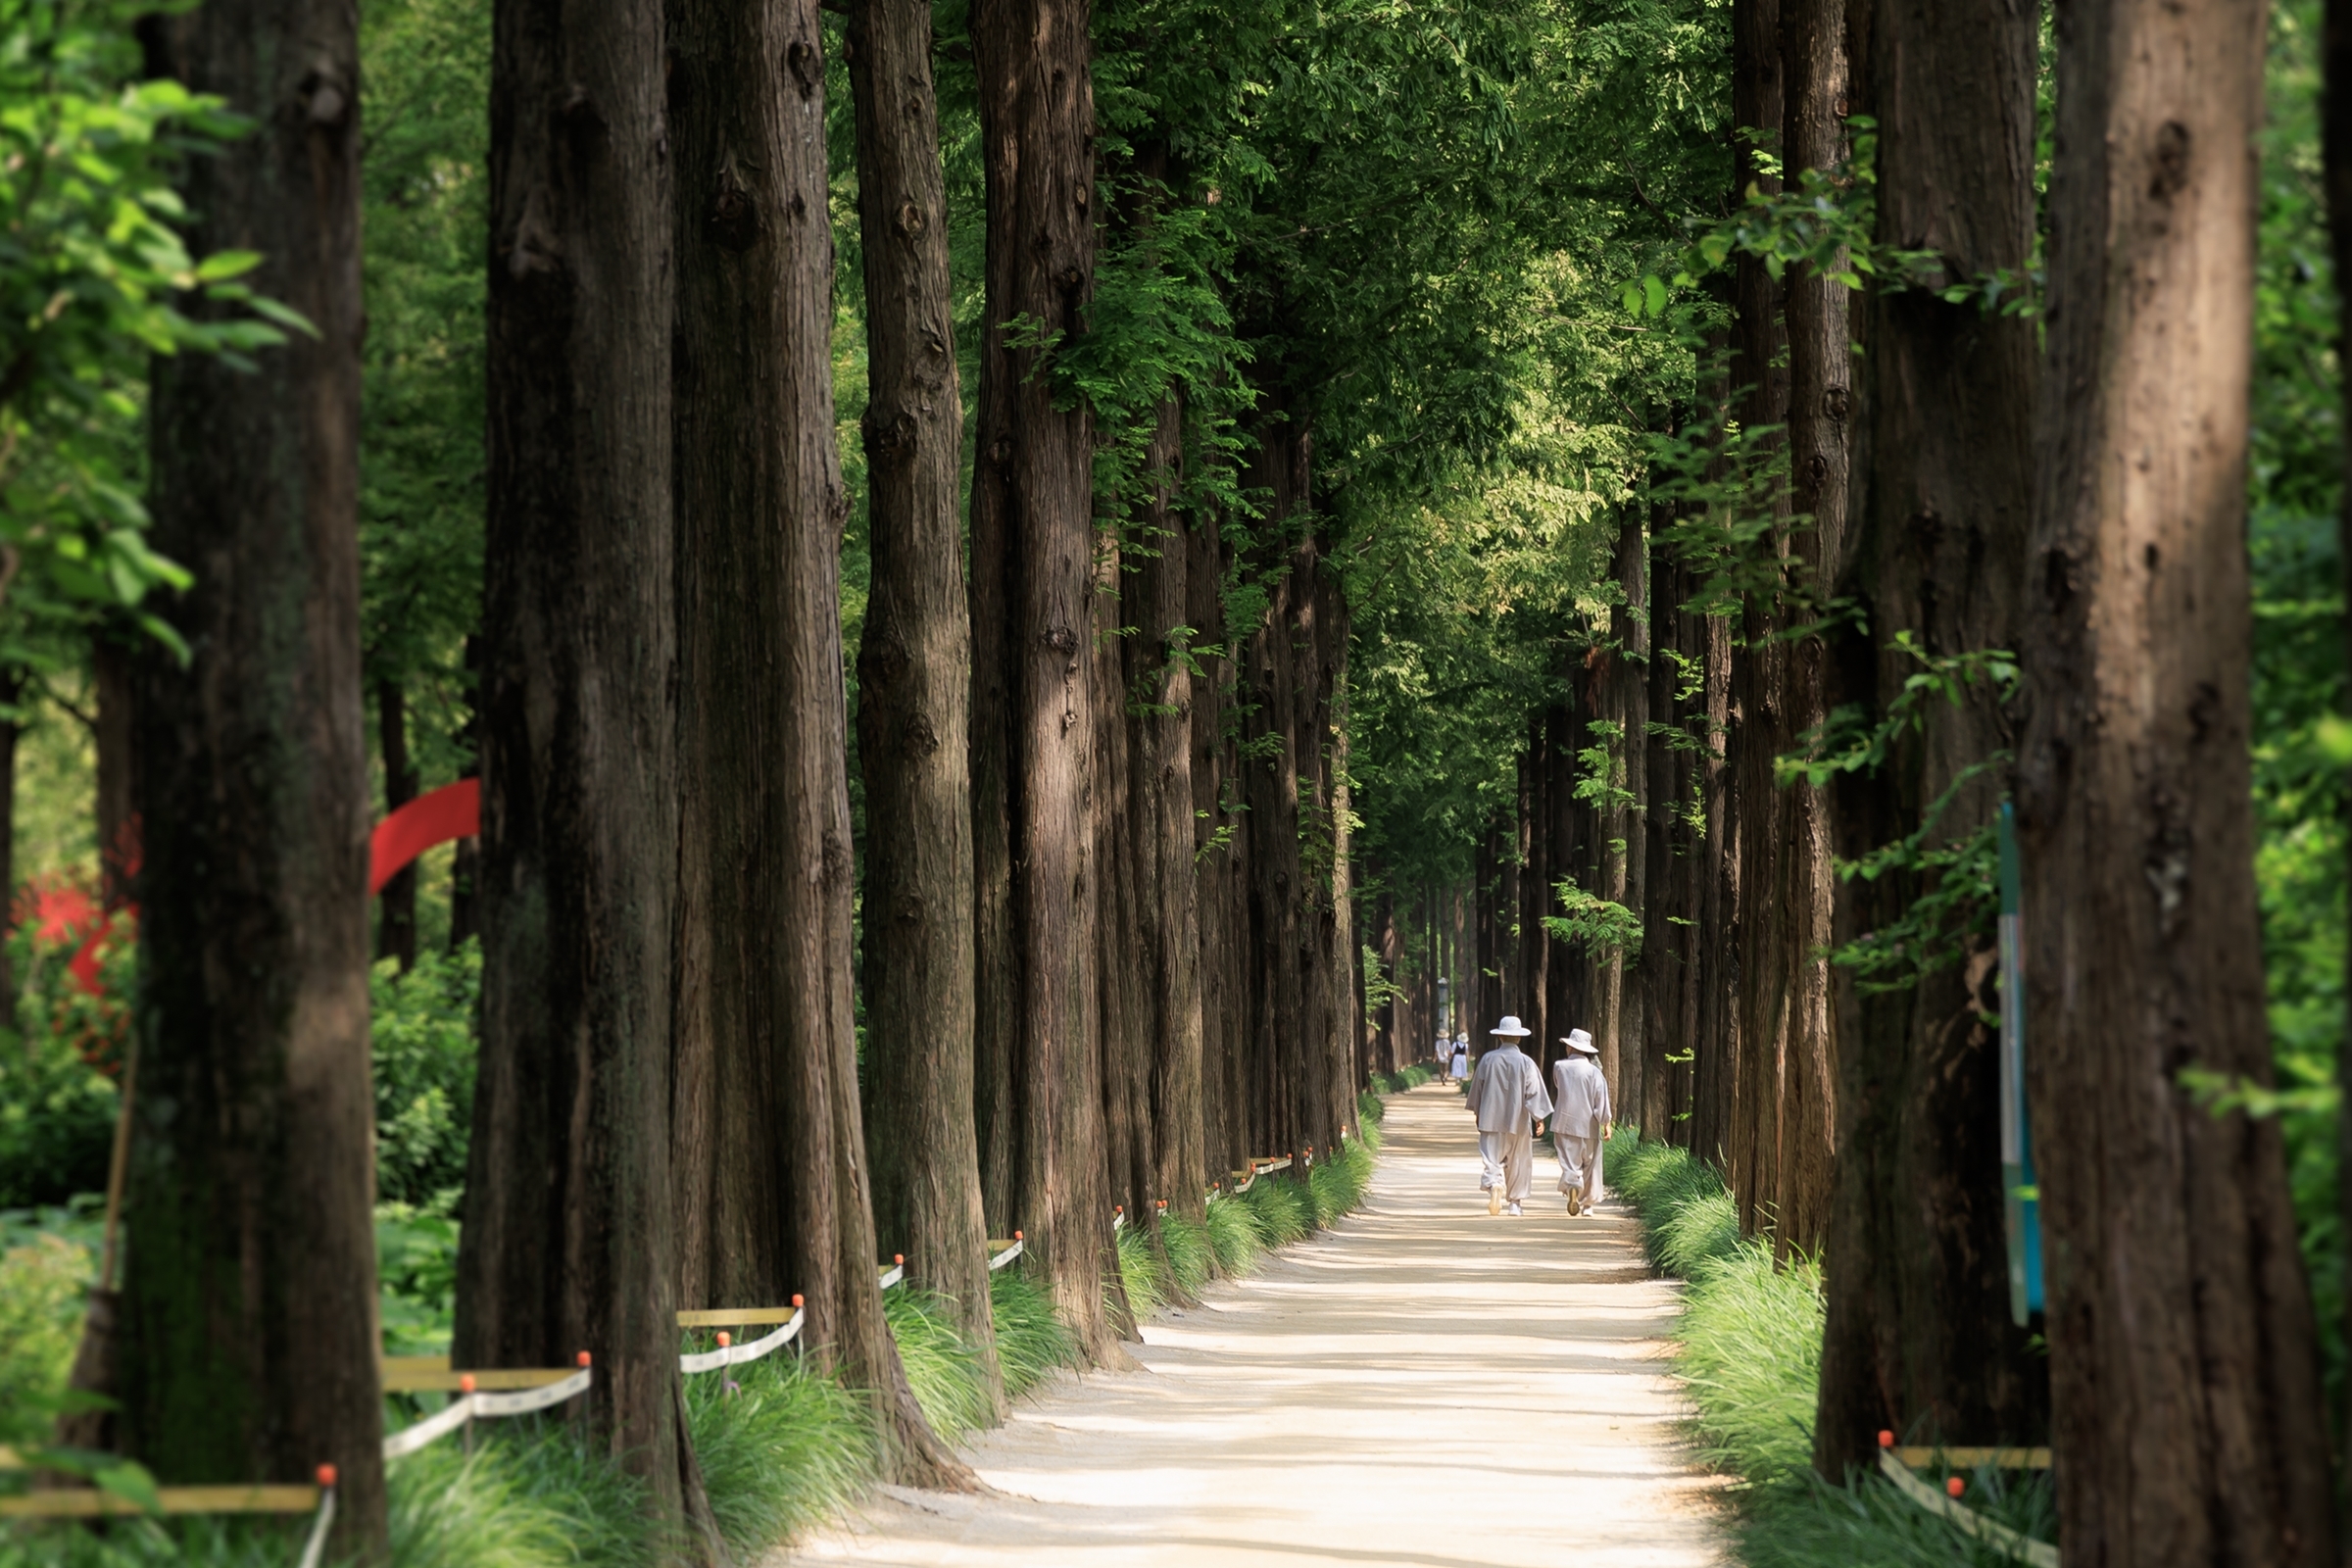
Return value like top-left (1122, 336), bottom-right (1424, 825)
top-left (1490, 1015), bottom-right (1531, 1038)
top-left (1563, 1028), bottom-right (1598, 1054)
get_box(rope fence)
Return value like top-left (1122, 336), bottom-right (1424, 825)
top-left (1874, 1432), bottom-right (2057, 1568)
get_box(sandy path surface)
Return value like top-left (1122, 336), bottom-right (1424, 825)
top-left (782, 1081), bottom-right (1725, 1568)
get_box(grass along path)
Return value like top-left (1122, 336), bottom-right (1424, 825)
top-left (780, 1080), bottom-right (1724, 1568)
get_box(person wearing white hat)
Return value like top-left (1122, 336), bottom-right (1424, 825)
top-left (1447, 1033), bottom-right (1470, 1082)
top-left (1467, 1015), bottom-right (1551, 1216)
top-left (1550, 1028), bottom-right (1613, 1214)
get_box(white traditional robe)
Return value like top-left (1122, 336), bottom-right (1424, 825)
top-left (1470, 1043), bottom-right (1552, 1202)
top-left (1550, 1054), bottom-right (1612, 1201)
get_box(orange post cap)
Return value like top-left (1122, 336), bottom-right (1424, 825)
top-left (1945, 1476), bottom-right (1965, 1498)
top-left (459, 1374), bottom-right (476, 1395)
top-left (792, 1294), bottom-right (805, 1308)
top-left (895, 1253), bottom-right (904, 1265)
top-left (316, 1464), bottom-right (337, 1489)
top-left (577, 1350), bottom-right (592, 1367)
top-left (1877, 1430), bottom-right (1893, 1449)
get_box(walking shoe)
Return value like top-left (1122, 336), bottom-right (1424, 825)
top-left (1567, 1184), bottom-right (1584, 1215)
top-left (1507, 1201), bottom-right (1523, 1216)
top-left (1488, 1184), bottom-right (1503, 1216)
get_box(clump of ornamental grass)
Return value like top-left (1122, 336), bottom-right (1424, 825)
top-left (388, 1427), bottom-right (653, 1568)
top-left (685, 1349), bottom-right (879, 1557)
top-left (1614, 1129), bottom-right (2059, 1567)
top-left (883, 1287), bottom-right (997, 1445)
top-left (1112, 1220), bottom-right (1169, 1321)
top-left (1356, 1089), bottom-right (1386, 1128)
top-left (1203, 1190), bottom-right (1265, 1276)
top-left (990, 1266), bottom-right (1077, 1398)
top-left (1237, 1174), bottom-right (1309, 1246)
top-left (1157, 1210), bottom-right (1214, 1298)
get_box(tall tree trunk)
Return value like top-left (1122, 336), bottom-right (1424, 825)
top-left (376, 678), bottom-right (418, 972)
top-left (1767, 0), bottom-right (1852, 1260)
top-left (455, 0), bottom-right (692, 1532)
top-left (1521, 718), bottom-right (1549, 1061)
top-left (1129, 401), bottom-right (1208, 1216)
top-left (1096, 531), bottom-right (1152, 1253)
top-left (1642, 537), bottom-right (1684, 1140)
top-left (447, 636), bottom-right (482, 954)
top-left (2021, 0), bottom-right (2336, 1559)
top-left (1610, 515), bottom-right (1650, 1131)
top-left (969, 0), bottom-right (1126, 1362)
top-left (1812, 0), bottom-right (2047, 1481)
top-left (1729, 0), bottom-right (1791, 1237)
top-left (1188, 503), bottom-right (1238, 1187)
top-left (122, 1), bottom-right (382, 1552)
top-left (1690, 608), bottom-right (1740, 1166)
top-left (849, 0), bottom-right (1000, 1403)
top-left (1543, 699), bottom-right (1579, 1053)
top-left (668, 0), bottom-right (970, 1490)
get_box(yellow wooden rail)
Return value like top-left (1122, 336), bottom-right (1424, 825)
top-left (378, 1355), bottom-right (579, 1394)
top-left (0, 1485), bottom-right (319, 1518)
top-left (1892, 1446), bottom-right (2051, 1470)
top-left (676, 1304), bottom-right (799, 1328)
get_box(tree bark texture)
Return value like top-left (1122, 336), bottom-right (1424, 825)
top-left (849, 0), bottom-right (1000, 1399)
top-left (123, 0), bottom-right (383, 1551)
top-left (2020, 0), bottom-right (2336, 1559)
top-left (455, 0), bottom-right (687, 1525)
top-left (968, 0), bottom-right (1125, 1363)
top-left (668, 0), bottom-right (972, 1492)
top-left (1813, 0), bottom-right (2047, 1480)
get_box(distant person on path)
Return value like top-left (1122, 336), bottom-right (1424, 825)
top-left (1550, 1029), bottom-right (1613, 1215)
top-left (1468, 1016), bottom-right (1551, 1216)
top-left (1448, 1035), bottom-right (1470, 1082)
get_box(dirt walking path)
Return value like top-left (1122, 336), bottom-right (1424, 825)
top-left (782, 1080), bottom-right (1725, 1568)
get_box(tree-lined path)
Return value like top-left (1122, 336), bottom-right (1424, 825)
top-left (785, 1083), bottom-right (1723, 1568)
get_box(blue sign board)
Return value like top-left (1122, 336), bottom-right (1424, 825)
top-left (1997, 801), bottom-right (2044, 1323)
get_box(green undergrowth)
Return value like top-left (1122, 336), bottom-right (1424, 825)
top-left (1608, 1132), bottom-right (2057, 1566)
top-left (4, 1085), bottom-right (1407, 1567)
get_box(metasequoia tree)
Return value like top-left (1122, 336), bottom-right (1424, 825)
top-left (2328, 0), bottom-right (2352, 1515)
top-left (122, 0), bottom-right (385, 1554)
top-left (668, 0), bottom-right (969, 1487)
top-left (1813, 0), bottom-right (2046, 1479)
top-left (968, 0), bottom-right (1127, 1362)
top-left (453, 0), bottom-right (691, 1528)
top-left (850, 0), bottom-right (1000, 1402)
top-left (2019, 0), bottom-right (2336, 1558)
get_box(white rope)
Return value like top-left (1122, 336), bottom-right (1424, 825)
top-left (1877, 1449), bottom-right (2058, 1568)
top-left (293, 1485), bottom-right (335, 1568)
top-left (380, 1367), bottom-right (593, 1460)
top-left (877, 1264), bottom-right (905, 1291)
top-left (679, 1311), bottom-right (804, 1374)
top-left (988, 1239), bottom-right (1024, 1270)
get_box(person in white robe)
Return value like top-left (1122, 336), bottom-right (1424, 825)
top-left (1550, 1028), bottom-right (1613, 1214)
top-left (1448, 1035), bottom-right (1470, 1081)
top-left (1467, 1016), bottom-right (1551, 1216)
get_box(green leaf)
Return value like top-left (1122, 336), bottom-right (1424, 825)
top-left (93, 1460), bottom-right (163, 1514)
top-left (1642, 274), bottom-right (1667, 318)
top-left (192, 249), bottom-right (264, 282)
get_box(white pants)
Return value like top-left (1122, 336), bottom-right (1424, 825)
top-left (1479, 1130), bottom-right (1533, 1202)
top-left (1555, 1131), bottom-right (1597, 1195)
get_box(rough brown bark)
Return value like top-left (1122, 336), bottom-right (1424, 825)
top-left (1130, 400), bottom-right (1208, 1215)
top-left (1691, 609), bottom-right (1741, 1167)
top-left (1542, 699), bottom-right (1580, 1057)
top-left (1812, 0), bottom-right (2046, 1480)
top-left (665, 0), bottom-right (972, 1492)
top-left (2020, 0), bottom-right (2336, 1559)
top-left (968, 0), bottom-right (1126, 1362)
top-left (454, 0), bottom-right (689, 1529)
top-left (375, 678), bottom-right (418, 972)
top-left (122, 0), bottom-right (383, 1551)
top-left (849, 0), bottom-right (1000, 1400)
top-left (1727, 0), bottom-right (1791, 1238)
top-left (1609, 515), bottom-right (1649, 1128)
